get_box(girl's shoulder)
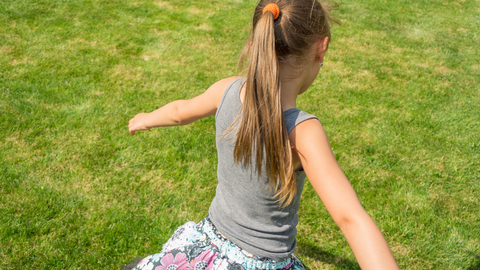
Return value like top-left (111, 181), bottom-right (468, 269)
top-left (192, 76), bottom-right (240, 112)
top-left (204, 76), bottom-right (241, 106)
top-left (209, 76), bottom-right (241, 95)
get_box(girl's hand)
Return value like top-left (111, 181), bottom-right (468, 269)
top-left (128, 113), bottom-right (150, 136)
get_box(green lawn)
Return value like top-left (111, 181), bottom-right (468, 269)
top-left (1, 0), bottom-right (479, 269)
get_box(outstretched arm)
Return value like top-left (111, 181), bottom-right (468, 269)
top-left (128, 77), bottom-right (238, 135)
top-left (290, 119), bottom-right (399, 270)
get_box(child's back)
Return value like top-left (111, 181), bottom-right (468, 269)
top-left (210, 77), bottom-right (317, 260)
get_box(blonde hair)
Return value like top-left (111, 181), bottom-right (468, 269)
top-left (233, 0), bottom-right (339, 207)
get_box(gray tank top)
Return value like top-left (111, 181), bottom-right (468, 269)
top-left (208, 77), bottom-right (319, 260)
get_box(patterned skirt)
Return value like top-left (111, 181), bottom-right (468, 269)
top-left (132, 217), bottom-right (305, 270)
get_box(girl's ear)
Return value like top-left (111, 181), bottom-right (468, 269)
top-left (316, 37), bottom-right (329, 54)
top-left (315, 37), bottom-right (329, 62)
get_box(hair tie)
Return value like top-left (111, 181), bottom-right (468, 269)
top-left (262, 3), bottom-right (280, 20)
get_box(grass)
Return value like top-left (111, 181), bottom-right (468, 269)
top-left (0, 0), bottom-right (479, 269)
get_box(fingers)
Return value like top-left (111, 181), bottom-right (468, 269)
top-left (128, 121), bottom-right (134, 136)
top-left (128, 115), bottom-right (136, 136)
top-left (128, 113), bottom-right (147, 136)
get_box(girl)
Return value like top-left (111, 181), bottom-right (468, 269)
top-left (127, 0), bottom-right (400, 269)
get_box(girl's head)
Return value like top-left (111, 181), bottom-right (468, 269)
top-left (234, 0), bottom-right (338, 207)
top-left (240, 0), bottom-right (339, 74)
top-left (253, 0), bottom-right (335, 60)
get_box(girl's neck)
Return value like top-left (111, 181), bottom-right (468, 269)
top-left (279, 81), bottom-right (298, 111)
top-left (279, 57), bottom-right (316, 111)
top-left (239, 55), bottom-right (318, 112)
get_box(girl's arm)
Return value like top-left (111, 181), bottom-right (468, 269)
top-left (290, 119), bottom-right (400, 270)
top-left (128, 77), bottom-right (238, 135)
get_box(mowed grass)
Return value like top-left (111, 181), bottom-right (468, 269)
top-left (0, 0), bottom-right (479, 269)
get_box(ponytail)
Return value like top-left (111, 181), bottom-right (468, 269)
top-left (234, 4), bottom-right (296, 207)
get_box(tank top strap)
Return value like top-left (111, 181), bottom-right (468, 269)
top-left (284, 108), bottom-right (319, 134)
top-left (215, 77), bottom-right (246, 119)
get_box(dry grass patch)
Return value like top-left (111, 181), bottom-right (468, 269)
top-left (391, 241), bottom-right (412, 258)
top-left (302, 260), bottom-right (337, 270)
top-left (341, 153), bottom-right (365, 168)
top-left (404, 191), bottom-right (429, 211)
top-left (154, 0), bottom-right (174, 10)
top-left (407, 27), bottom-right (435, 41)
top-left (325, 60), bottom-right (354, 77)
top-left (187, 7), bottom-right (204, 15)
top-left (10, 57), bottom-right (32, 66)
top-left (140, 39), bottom-right (174, 62)
top-left (108, 64), bottom-right (144, 83)
top-left (195, 23), bottom-right (213, 31)
top-left (2, 134), bottom-right (37, 162)
top-left (435, 65), bottom-right (453, 75)
top-left (0, 45), bottom-right (13, 54)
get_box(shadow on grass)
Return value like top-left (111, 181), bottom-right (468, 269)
top-left (466, 254), bottom-right (480, 270)
top-left (297, 241), bottom-right (360, 270)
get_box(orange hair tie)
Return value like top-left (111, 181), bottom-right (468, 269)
top-left (262, 3), bottom-right (280, 20)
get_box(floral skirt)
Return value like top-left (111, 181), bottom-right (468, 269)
top-left (132, 217), bottom-right (305, 270)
